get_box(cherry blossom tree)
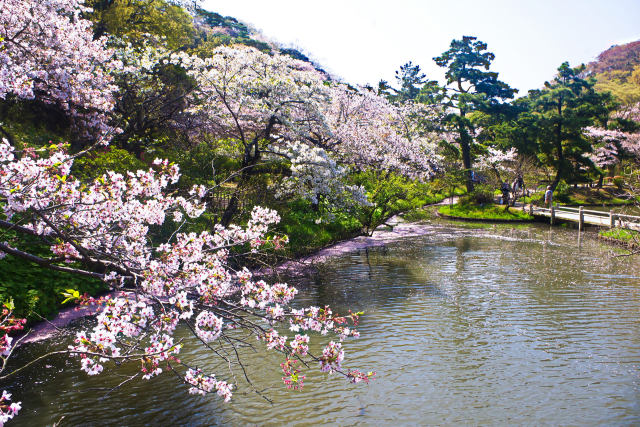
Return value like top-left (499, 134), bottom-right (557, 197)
top-left (307, 85), bottom-right (441, 180)
top-left (0, 0), bottom-right (121, 143)
top-left (170, 45), bottom-right (331, 224)
top-left (272, 141), bottom-right (371, 218)
top-left (0, 139), bottom-right (372, 422)
top-left (107, 40), bottom-right (199, 156)
top-left (584, 126), bottom-right (640, 171)
top-left (475, 146), bottom-right (518, 183)
top-left (171, 46), bottom-right (440, 224)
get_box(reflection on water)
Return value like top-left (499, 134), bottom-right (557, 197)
top-left (8, 224), bottom-right (640, 426)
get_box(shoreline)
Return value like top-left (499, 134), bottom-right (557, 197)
top-left (597, 233), bottom-right (639, 251)
top-left (20, 208), bottom-right (633, 346)
top-left (17, 215), bottom-right (440, 346)
top-left (274, 216), bottom-right (438, 276)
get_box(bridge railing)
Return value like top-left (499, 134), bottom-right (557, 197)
top-left (528, 204), bottom-right (640, 230)
top-left (552, 205), bottom-right (640, 221)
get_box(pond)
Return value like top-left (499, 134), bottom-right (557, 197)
top-left (7, 223), bottom-right (640, 426)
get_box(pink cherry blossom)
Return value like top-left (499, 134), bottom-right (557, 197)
top-left (0, 0), bottom-right (121, 140)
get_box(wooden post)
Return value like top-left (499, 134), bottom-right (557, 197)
top-left (578, 206), bottom-right (584, 232)
top-left (529, 204), bottom-right (533, 215)
top-left (550, 205), bottom-right (555, 225)
top-left (609, 210), bottom-right (615, 228)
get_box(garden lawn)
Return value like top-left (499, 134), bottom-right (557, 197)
top-left (439, 203), bottom-right (534, 221)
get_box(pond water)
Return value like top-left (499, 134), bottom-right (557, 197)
top-left (8, 223), bottom-right (640, 426)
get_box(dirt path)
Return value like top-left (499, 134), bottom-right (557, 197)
top-left (434, 196), bottom-right (460, 205)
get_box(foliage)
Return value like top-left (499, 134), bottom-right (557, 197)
top-left (277, 199), bottom-right (362, 257)
top-left (459, 185), bottom-right (496, 205)
top-left (380, 61), bottom-right (438, 104)
top-left (0, 223), bottom-right (107, 323)
top-left (72, 147), bottom-right (147, 181)
top-left (108, 41), bottom-right (197, 155)
top-left (401, 207), bottom-right (434, 222)
top-left (350, 170), bottom-right (432, 235)
top-left (86, 0), bottom-right (196, 49)
top-left (195, 8), bottom-right (251, 39)
top-left (0, 252), bottom-right (107, 323)
top-left (593, 65), bottom-right (640, 106)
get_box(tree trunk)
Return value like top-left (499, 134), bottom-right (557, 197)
top-left (220, 142), bottom-right (255, 227)
top-left (220, 116), bottom-right (277, 226)
top-left (550, 100), bottom-right (564, 192)
top-left (459, 124), bottom-right (474, 193)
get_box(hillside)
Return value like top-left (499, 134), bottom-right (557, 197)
top-left (587, 40), bottom-right (640, 105)
top-left (588, 40), bottom-right (640, 74)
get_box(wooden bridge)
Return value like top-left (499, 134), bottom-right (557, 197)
top-left (529, 204), bottom-right (640, 231)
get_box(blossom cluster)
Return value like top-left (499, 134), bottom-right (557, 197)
top-left (0, 307), bottom-right (25, 426)
top-left (184, 368), bottom-right (233, 402)
top-left (281, 358), bottom-right (305, 390)
top-left (0, 309), bottom-right (25, 357)
top-left (0, 139), bottom-right (372, 408)
top-left (319, 341), bottom-right (344, 373)
top-left (584, 126), bottom-right (640, 167)
top-left (0, 139), bottom-right (205, 264)
top-left (475, 147), bottom-right (518, 175)
top-left (194, 311), bottom-right (223, 342)
top-left (317, 86), bottom-right (442, 180)
top-left (273, 141), bottom-right (370, 215)
top-left (0, 391), bottom-right (20, 427)
top-left (0, 0), bottom-right (121, 139)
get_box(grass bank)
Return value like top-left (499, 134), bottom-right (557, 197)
top-left (438, 203), bottom-right (534, 221)
top-left (598, 228), bottom-right (640, 250)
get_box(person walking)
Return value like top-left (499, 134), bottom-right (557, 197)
top-left (500, 181), bottom-right (511, 206)
top-left (511, 175), bottom-right (524, 206)
top-left (544, 185), bottom-right (553, 208)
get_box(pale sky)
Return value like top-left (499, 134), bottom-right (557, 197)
top-left (201, 0), bottom-right (640, 94)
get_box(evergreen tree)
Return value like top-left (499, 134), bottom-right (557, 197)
top-left (433, 36), bottom-right (517, 191)
top-left (394, 61), bottom-right (427, 102)
top-left (526, 62), bottom-right (615, 189)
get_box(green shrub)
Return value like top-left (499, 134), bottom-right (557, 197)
top-left (72, 147), bottom-right (146, 181)
top-left (349, 171), bottom-right (421, 234)
top-left (276, 199), bottom-right (361, 257)
top-left (459, 185), bottom-right (494, 205)
top-left (402, 208), bottom-right (433, 222)
top-left (612, 176), bottom-right (625, 190)
top-left (599, 227), bottom-right (640, 243)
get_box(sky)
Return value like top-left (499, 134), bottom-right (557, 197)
top-left (201, 0), bottom-right (640, 94)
